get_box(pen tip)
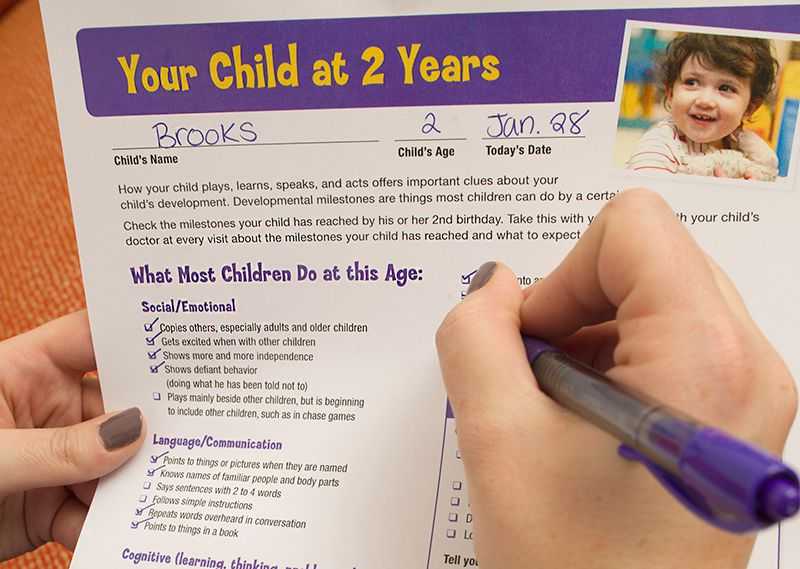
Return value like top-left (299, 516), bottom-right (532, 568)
top-left (761, 478), bottom-right (800, 521)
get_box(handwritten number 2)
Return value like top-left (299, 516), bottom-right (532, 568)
top-left (550, 110), bottom-right (590, 135)
top-left (550, 113), bottom-right (566, 134)
top-left (422, 112), bottom-right (441, 135)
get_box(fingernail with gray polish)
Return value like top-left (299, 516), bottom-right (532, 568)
top-left (467, 261), bottom-right (497, 294)
top-left (100, 407), bottom-right (142, 451)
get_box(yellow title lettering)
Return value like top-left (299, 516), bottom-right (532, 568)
top-left (481, 54), bottom-right (501, 81)
top-left (117, 54), bottom-right (140, 94)
top-left (396, 44), bottom-right (421, 85)
top-left (209, 51), bottom-right (233, 90)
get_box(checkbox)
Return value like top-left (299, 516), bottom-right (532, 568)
top-left (144, 317), bottom-right (159, 333)
top-left (450, 497), bottom-right (460, 506)
top-left (461, 269), bottom-right (478, 285)
top-left (138, 494), bottom-right (147, 502)
top-left (448, 512), bottom-right (458, 522)
top-left (145, 329), bottom-right (163, 347)
top-left (452, 481), bottom-right (462, 491)
top-left (146, 469), bottom-right (156, 476)
top-left (150, 361), bottom-right (165, 373)
top-left (446, 529), bottom-right (456, 538)
top-left (143, 482), bottom-right (152, 490)
top-left (130, 521), bottom-right (139, 530)
top-left (152, 392), bottom-right (161, 401)
top-left (147, 349), bottom-right (161, 360)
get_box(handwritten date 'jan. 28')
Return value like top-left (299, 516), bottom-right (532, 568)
top-left (486, 109), bottom-right (590, 138)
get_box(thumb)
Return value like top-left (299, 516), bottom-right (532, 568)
top-left (0, 407), bottom-right (145, 494)
top-left (436, 262), bottom-right (536, 422)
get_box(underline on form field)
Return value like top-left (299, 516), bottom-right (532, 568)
top-left (481, 135), bottom-right (585, 140)
top-left (111, 140), bottom-right (381, 151)
top-left (394, 138), bottom-right (468, 142)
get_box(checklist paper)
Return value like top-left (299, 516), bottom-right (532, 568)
top-left (38, 2), bottom-right (800, 568)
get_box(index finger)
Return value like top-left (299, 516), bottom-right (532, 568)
top-left (521, 189), bottom-right (725, 340)
top-left (4, 310), bottom-right (96, 375)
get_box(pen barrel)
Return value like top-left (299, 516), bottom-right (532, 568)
top-left (532, 351), bottom-right (698, 473)
top-left (528, 345), bottom-right (800, 530)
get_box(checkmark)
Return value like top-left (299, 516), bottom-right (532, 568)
top-left (143, 317), bottom-right (159, 333)
top-left (461, 269), bottom-right (478, 285)
top-left (150, 451), bottom-right (169, 464)
top-left (150, 360), bottom-right (165, 373)
top-left (136, 503), bottom-right (155, 516)
top-left (131, 516), bottom-right (154, 529)
top-left (147, 465), bottom-right (166, 477)
top-left (145, 329), bottom-right (163, 346)
top-left (147, 348), bottom-right (161, 360)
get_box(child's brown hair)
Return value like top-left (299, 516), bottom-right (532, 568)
top-left (660, 33), bottom-right (778, 110)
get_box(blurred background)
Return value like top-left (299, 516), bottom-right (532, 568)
top-left (1, 0), bottom-right (80, 565)
top-left (613, 27), bottom-right (800, 178)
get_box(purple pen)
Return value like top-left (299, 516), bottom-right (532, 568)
top-left (523, 336), bottom-right (799, 533)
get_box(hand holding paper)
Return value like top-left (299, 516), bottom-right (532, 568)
top-left (0, 312), bottom-right (145, 560)
top-left (436, 189), bottom-right (797, 568)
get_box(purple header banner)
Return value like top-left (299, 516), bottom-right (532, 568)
top-left (76, 6), bottom-right (800, 117)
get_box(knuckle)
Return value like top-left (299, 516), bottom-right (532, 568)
top-left (702, 319), bottom-right (797, 423)
top-left (778, 376), bottom-right (799, 426)
top-left (48, 428), bottom-right (82, 472)
top-left (609, 187), bottom-right (671, 217)
top-left (764, 356), bottom-right (798, 431)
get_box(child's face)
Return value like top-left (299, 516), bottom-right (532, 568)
top-left (667, 56), bottom-right (752, 145)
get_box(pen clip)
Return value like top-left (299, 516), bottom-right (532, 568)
top-left (617, 444), bottom-right (754, 533)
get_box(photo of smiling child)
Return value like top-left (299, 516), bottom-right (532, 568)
top-left (616, 26), bottom-right (800, 182)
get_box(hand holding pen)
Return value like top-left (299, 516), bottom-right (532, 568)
top-left (436, 189), bottom-right (797, 569)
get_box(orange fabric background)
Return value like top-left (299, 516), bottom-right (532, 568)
top-left (0, 0), bottom-right (84, 342)
top-left (1, 0), bottom-right (81, 566)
